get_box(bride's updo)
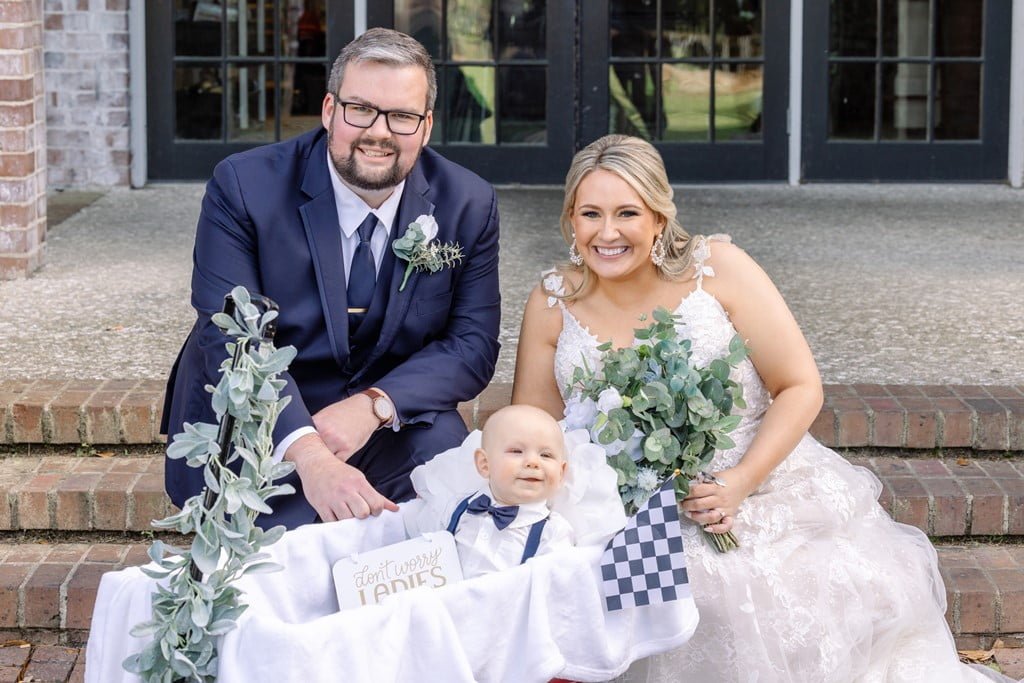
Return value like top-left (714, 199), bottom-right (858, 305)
top-left (557, 135), bottom-right (696, 298)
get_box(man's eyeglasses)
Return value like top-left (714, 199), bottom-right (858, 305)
top-left (333, 96), bottom-right (427, 135)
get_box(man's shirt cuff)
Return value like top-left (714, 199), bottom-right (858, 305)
top-left (273, 426), bottom-right (318, 463)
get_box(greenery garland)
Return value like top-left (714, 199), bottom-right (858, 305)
top-left (123, 287), bottom-right (297, 682)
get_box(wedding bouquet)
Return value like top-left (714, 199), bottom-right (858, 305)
top-left (564, 307), bottom-right (748, 552)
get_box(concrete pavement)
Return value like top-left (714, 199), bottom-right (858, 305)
top-left (0, 183), bottom-right (1021, 385)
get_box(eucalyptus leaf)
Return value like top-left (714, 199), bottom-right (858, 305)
top-left (125, 288), bottom-right (308, 678)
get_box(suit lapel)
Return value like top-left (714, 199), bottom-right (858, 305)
top-left (299, 132), bottom-right (349, 367)
top-left (356, 163), bottom-right (435, 377)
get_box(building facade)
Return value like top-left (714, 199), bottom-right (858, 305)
top-left (1, 0), bottom-right (1023, 277)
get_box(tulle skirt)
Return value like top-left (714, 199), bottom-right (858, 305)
top-left (617, 431), bottom-right (1004, 683)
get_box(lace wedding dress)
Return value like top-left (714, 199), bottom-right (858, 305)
top-left (549, 235), bottom-right (1009, 683)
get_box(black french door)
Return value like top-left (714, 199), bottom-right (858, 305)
top-left (579, 0), bottom-right (791, 182)
top-left (368, 1), bottom-right (575, 183)
top-left (148, 0), bottom-right (353, 180)
top-left (148, 1), bottom-right (791, 182)
top-left (802, 0), bottom-right (1011, 181)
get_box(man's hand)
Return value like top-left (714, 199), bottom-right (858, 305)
top-left (285, 433), bottom-right (399, 521)
top-left (312, 393), bottom-right (380, 461)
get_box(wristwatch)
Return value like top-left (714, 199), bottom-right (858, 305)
top-left (360, 388), bottom-right (395, 427)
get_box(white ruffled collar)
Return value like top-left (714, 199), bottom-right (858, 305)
top-left (409, 427), bottom-right (627, 547)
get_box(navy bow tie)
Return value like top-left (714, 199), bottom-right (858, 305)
top-left (466, 494), bottom-right (519, 530)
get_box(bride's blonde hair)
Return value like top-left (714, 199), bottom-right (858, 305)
top-left (554, 135), bottom-right (696, 301)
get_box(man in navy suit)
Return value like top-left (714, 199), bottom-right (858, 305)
top-left (162, 28), bottom-right (501, 530)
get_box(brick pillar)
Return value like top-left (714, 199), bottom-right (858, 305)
top-left (0, 0), bottom-right (45, 279)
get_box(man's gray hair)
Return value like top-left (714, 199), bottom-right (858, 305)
top-left (328, 28), bottom-right (437, 111)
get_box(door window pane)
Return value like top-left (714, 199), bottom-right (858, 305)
top-left (448, 0), bottom-right (493, 60)
top-left (283, 1), bottom-right (328, 58)
top-left (228, 0), bottom-right (274, 57)
top-left (175, 65), bottom-right (223, 140)
top-left (610, 0), bottom-right (657, 58)
top-left (882, 0), bottom-right (929, 58)
top-left (285, 60), bottom-right (326, 117)
top-left (175, 0), bottom-right (223, 56)
top-left (881, 62), bottom-right (927, 140)
top-left (283, 62), bottom-right (325, 134)
top-left (934, 62), bottom-right (980, 139)
top-left (660, 63), bottom-right (709, 141)
top-left (430, 65), bottom-right (445, 143)
top-left (446, 66), bottom-right (495, 143)
top-left (714, 0), bottom-right (762, 58)
top-left (829, 62), bottom-right (875, 139)
top-left (396, 0), bottom-right (442, 58)
top-left (663, 0), bottom-right (711, 58)
top-left (830, 0), bottom-right (876, 56)
top-left (936, 0), bottom-right (982, 57)
top-left (715, 63), bottom-right (762, 141)
top-left (228, 63), bottom-right (274, 142)
top-left (499, 66), bottom-right (546, 143)
top-left (610, 62), bottom-right (661, 139)
top-left (499, 0), bottom-right (546, 59)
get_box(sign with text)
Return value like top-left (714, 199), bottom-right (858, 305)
top-left (332, 531), bottom-right (464, 610)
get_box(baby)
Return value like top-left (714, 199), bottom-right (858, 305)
top-left (445, 404), bottom-right (575, 578)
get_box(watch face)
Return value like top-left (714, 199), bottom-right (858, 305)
top-left (374, 397), bottom-right (394, 421)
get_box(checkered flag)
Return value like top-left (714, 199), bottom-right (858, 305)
top-left (600, 478), bottom-right (689, 612)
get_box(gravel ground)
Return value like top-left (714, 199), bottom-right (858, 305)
top-left (1, 183), bottom-right (1021, 385)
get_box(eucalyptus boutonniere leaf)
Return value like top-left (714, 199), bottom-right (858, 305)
top-left (392, 214), bottom-right (464, 291)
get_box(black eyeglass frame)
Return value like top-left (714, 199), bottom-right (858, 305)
top-left (332, 95), bottom-right (429, 135)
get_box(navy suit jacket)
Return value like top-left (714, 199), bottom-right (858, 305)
top-left (162, 128), bottom-right (501, 510)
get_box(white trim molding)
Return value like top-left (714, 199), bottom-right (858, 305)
top-left (129, 0), bottom-right (147, 188)
top-left (788, 0), bottom-right (803, 185)
top-left (1009, 0), bottom-right (1024, 187)
top-left (354, 0), bottom-right (367, 37)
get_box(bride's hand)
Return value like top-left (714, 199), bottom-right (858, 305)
top-left (680, 466), bottom-right (757, 534)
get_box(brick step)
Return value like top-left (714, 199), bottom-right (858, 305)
top-left (2, 454), bottom-right (1022, 538)
top-left (0, 540), bottom-right (1019, 649)
top-left (0, 639), bottom-right (85, 683)
top-left (0, 456), bottom-right (167, 532)
top-left (2, 380), bottom-right (1023, 451)
top-left (852, 456), bottom-right (1024, 537)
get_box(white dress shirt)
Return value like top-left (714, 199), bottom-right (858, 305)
top-left (450, 487), bottom-right (576, 580)
top-left (272, 154), bottom-right (408, 462)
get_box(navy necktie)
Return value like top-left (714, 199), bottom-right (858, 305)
top-left (347, 213), bottom-right (378, 333)
top-left (466, 494), bottom-right (519, 530)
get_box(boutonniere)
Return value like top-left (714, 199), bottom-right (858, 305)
top-left (392, 214), bottom-right (464, 291)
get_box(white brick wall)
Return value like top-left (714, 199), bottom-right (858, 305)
top-left (43, 0), bottom-right (129, 188)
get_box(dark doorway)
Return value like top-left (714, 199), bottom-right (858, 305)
top-left (802, 0), bottom-right (1011, 181)
top-left (147, 0), bottom-right (352, 180)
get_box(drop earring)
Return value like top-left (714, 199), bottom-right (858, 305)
top-left (569, 233), bottom-right (584, 266)
top-left (650, 233), bottom-right (666, 267)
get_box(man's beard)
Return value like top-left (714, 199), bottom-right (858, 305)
top-left (328, 125), bottom-right (421, 192)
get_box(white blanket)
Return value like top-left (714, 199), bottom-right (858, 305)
top-left (87, 429), bottom-right (699, 682)
top-left (86, 510), bottom-right (698, 683)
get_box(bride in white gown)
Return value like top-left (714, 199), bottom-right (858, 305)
top-left (512, 134), bottom-right (1014, 683)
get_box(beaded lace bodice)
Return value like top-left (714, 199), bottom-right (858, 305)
top-left (547, 235), bottom-right (771, 469)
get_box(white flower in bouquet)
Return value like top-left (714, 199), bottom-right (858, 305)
top-left (636, 466), bottom-right (661, 491)
top-left (597, 387), bottom-right (624, 413)
top-left (563, 395), bottom-right (599, 431)
top-left (566, 307), bottom-right (748, 553)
